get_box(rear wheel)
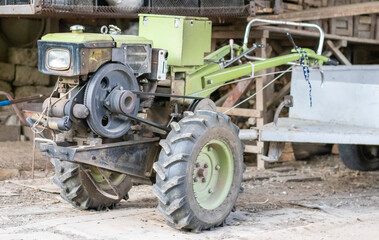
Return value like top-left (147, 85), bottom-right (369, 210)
top-left (51, 158), bottom-right (132, 210)
top-left (153, 110), bottom-right (244, 232)
top-left (338, 144), bottom-right (379, 171)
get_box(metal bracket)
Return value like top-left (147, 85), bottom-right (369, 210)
top-left (274, 95), bottom-right (293, 126)
top-left (261, 142), bottom-right (285, 162)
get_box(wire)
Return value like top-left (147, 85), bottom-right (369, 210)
top-left (31, 82), bottom-right (79, 135)
top-left (223, 65), bottom-right (294, 114)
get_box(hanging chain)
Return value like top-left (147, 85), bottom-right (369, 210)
top-left (295, 47), bottom-right (312, 107)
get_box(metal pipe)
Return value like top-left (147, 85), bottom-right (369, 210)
top-left (243, 19), bottom-right (325, 55)
top-left (239, 129), bottom-right (258, 141)
top-left (0, 91), bottom-right (27, 126)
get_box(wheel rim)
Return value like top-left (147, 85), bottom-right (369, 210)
top-left (89, 167), bottom-right (126, 191)
top-left (192, 139), bottom-right (234, 210)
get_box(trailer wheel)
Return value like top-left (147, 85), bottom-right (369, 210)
top-left (51, 159), bottom-right (132, 210)
top-left (153, 110), bottom-right (244, 232)
top-left (338, 145), bottom-right (379, 171)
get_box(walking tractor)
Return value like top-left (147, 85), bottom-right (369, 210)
top-left (31, 14), bottom-right (343, 232)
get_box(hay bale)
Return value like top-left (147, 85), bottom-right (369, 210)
top-left (0, 62), bottom-right (15, 82)
top-left (14, 66), bottom-right (50, 86)
top-left (8, 48), bottom-right (38, 67)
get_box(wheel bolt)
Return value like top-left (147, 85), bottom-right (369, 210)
top-left (208, 147), bottom-right (213, 151)
top-left (215, 165), bottom-right (220, 170)
top-left (195, 163), bottom-right (200, 168)
top-left (204, 163), bottom-right (208, 168)
top-left (194, 177), bottom-right (199, 182)
top-left (202, 178), bottom-right (206, 183)
top-left (208, 189), bottom-right (214, 194)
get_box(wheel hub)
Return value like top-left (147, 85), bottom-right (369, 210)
top-left (192, 139), bottom-right (234, 210)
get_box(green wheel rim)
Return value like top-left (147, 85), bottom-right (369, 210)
top-left (192, 139), bottom-right (234, 210)
top-left (89, 167), bottom-right (126, 190)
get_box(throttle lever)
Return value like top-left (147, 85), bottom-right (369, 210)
top-left (286, 32), bottom-right (297, 49)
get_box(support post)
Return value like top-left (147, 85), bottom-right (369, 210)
top-left (256, 30), bottom-right (274, 170)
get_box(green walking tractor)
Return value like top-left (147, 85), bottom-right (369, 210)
top-left (32, 14), bottom-right (336, 232)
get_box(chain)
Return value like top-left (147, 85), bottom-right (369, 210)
top-left (295, 47), bottom-right (312, 107)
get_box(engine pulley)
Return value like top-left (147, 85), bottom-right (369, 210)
top-left (84, 63), bottom-right (140, 138)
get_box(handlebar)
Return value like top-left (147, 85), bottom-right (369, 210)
top-left (243, 19), bottom-right (325, 55)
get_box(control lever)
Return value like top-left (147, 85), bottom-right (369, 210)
top-left (286, 32), bottom-right (298, 49)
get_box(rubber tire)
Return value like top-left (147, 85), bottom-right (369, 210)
top-left (338, 145), bottom-right (379, 171)
top-left (51, 158), bottom-right (132, 210)
top-left (153, 110), bottom-right (244, 232)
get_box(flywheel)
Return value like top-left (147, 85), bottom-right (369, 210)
top-left (84, 63), bottom-right (140, 138)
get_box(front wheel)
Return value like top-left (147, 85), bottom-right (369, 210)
top-left (153, 110), bottom-right (244, 232)
top-left (51, 159), bottom-right (132, 210)
top-left (338, 144), bottom-right (379, 171)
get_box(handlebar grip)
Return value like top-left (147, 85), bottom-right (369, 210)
top-left (327, 58), bottom-right (339, 66)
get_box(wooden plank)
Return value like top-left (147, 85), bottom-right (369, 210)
top-left (221, 80), bottom-right (252, 108)
top-left (256, 35), bottom-right (269, 170)
top-left (216, 107), bottom-right (262, 118)
top-left (326, 40), bottom-right (352, 65)
top-left (245, 145), bottom-right (261, 154)
top-left (248, 2), bottom-right (379, 22)
top-left (257, 25), bottom-right (379, 45)
top-left (212, 29), bottom-right (267, 40)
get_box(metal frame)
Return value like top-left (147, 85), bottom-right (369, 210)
top-left (0, 0), bottom-right (40, 14)
top-left (243, 18), bottom-right (325, 55)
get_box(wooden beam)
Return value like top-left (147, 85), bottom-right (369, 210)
top-left (248, 2), bottom-right (379, 22)
top-left (267, 81), bottom-right (291, 109)
top-left (221, 30), bottom-right (270, 108)
top-left (221, 80), bottom-right (252, 108)
top-left (216, 107), bottom-right (262, 118)
top-left (258, 26), bottom-right (379, 45)
top-left (326, 40), bottom-right (352, 66)
top-left (212, 29), bottom-right (268, 40)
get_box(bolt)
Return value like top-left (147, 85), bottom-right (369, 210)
top-left (204, 163), bottom-right (208, 168)
top-left (208, 147), bottom-right (213, 151)
top-left (105, 101), bottom-right (110, 106)
top-left (208, 189), bottom-right (214, 194)
top-left (195, 162), bottom-right (200, 168)
top-left (215, 165), bottom-right (220, 170)
top-left (194, 177), bottom-right (199, 182)
top-left (120, 86), bottom-right (124, 90)
top-left (202, 178), bottom-right (206, 183)
top-left (194, 193), bottom-right (198, 198)
top-left (207, 79), bottom-right (213, 84)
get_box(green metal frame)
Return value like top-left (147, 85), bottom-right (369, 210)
top-left (186, 47), bottom-right (330, 98)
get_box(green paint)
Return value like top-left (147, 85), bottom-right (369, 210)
top-left (185, 62), bottom-right (222, 95)
top-left (193, 139), bottom-right (233, 210)
top-left (41, 32), bottom-right (114, 43)
top-left (41, 32), bottom-right (152, 46)
top-left (90, 167), bottom-right (126, 191)
top-left (138, 14), bottom-right (211, 66)
top-left (188, 48), bottom-right (330, 97)
top-left (204, 44), bottom-right (241, 62)
top-left (111, 35), bottom-right (153, 46)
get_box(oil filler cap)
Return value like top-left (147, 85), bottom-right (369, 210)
top-left (70, 25), bottom-right (85, 33)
